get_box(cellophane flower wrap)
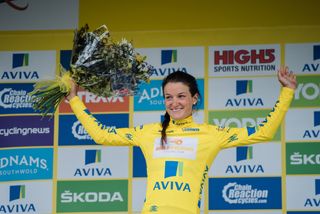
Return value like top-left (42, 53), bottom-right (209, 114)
top-left (29, 24), bottom-right (153, 116)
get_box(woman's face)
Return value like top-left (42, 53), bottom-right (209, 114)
top-left (163, 82), bottom-right (198, 120)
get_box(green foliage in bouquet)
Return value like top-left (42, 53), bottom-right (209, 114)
top-left (29, 24), bottom-right (153, 117)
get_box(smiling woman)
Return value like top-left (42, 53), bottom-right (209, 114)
top-left (66, 66), bottom-right (296, 214)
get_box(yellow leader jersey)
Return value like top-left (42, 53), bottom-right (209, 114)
top-left (69, 87), bottom-right (294, 214)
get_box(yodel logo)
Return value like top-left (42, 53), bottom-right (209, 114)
top-left (222, 182), bottom-right (268, 204)
top-left (85, 150), bottom-right (101, 165)
top-left (12, 53), bottom-right (29, 68)
top-left (10, 185), bottom-right (25, 201)
top-left (314, 45), bottom-right (320, 61)
top-left (161, 50), bottom-right (177, 65)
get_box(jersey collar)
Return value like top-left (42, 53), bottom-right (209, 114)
top-left (170, 115), bottom-right (193, 126)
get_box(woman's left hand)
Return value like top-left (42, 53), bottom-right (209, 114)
top-left (277, 66), bottom-right (297, 90)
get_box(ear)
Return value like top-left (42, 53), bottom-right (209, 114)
top-left (192, 94), bottom-right (199, 105)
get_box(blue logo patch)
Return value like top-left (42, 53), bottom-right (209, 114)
top-left (236, 146), bottom-right (253, 162)
top-left (164, 161), bottom-right (183, 178)
top-left (85, 150), bottom-right (101, 165)
top-left (313, 45), bottom-right (320, 61)
top-left (12, 53), bottom-right (29, 68)
top-left (161, 50), bottom-right (177, 65)
top-left (10, 185), bottom-right (25, 201)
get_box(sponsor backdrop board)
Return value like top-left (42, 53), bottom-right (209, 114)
top-left (0, 1), bottom-right (319, 213)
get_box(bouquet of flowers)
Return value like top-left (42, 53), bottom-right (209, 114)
top-left (29, 24), bottom-right (153, 116)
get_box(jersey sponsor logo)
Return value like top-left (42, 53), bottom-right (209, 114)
top-left (0, 148), bottom-right (53, 181)
top-left (153, 137), bottom-right (198, 160)
top-left (209, 177), bottom-right (281, 210)
top-left (287, 142), bottom-right (320, 174)
top-left (153, 161), bottom-right (191, 192)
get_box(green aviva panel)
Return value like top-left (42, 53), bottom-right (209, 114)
top-left (286, 142), bottom-right (320, 174)
top-left (56, 180), bottom-right (128, 213)
top-left (208, 109), bottom-right (281, 141)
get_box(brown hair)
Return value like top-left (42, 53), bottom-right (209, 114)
top-left (161, 71), bottom-right (201, 146)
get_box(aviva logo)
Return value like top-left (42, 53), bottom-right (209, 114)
top-left (236, 146), bottom-right (253, 162)
top-left (236, 80), bottom-right (253, 95)
top-left (10, 185), bottom-right (25, 201)
top-left (164, 161), bottom-right (183, 178)
top-left (12, 53), bottom-right (29, 69)
top-left (85, 150), bottom-right (101, 165)
top-left (314, 111), bottom-right (320, 127)
top-left (161, 50), bottom-right (177, 65)
top-left (314, 45), bottom-right (320, 61)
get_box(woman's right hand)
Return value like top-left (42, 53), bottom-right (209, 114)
top-left (66, 78), bottom-right (78, 101)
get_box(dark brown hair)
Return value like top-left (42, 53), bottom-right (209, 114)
top-left (161, 71), bottom-right (201, 146)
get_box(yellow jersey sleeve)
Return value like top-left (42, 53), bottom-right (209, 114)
top-left (217, 87), bottom-right (294, 149)
top-left (69, 96), bottom-right (141, 146)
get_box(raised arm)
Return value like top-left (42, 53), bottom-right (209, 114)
top-left (218, 66), bottom-right (296, 149)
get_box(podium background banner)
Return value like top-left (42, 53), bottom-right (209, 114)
top-left (0, 0), bottom-right (319, 213)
